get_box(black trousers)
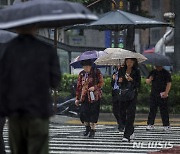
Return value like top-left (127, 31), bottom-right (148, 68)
top-left (80, 100), bottom-right (100, 123)
top-left (0, 117), bottom-right (6, 154)
top-left (112, 90), bottom-right (126, 128)
top-left (147, 96), bottom-right (170, 126)
top-left (120, 97), bottom-right (137, 139)
top-left (8, 117), bottom-right (49, 154)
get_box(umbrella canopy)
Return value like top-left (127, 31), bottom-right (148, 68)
top-left (0, 0), bottom-right (98, 29)
top-left (142, 53), bottom-right (172, 66)
top-left (70, 50), bottom-right (107, 68)
top-left (89, 10), bottom-right (170, 31)
top-left (67, 10), bottom-right (170, 31)
top-left (95, 48), bottom-right (147, 66)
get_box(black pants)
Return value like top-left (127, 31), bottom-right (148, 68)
top-left (80, 100), bottom-right (100, 123)
top-left (147, 96), bottom-right (170, 126)
top-left (8, 116), bottom-right (49, 154)
top-left (120, 97), bottom-right (137, 139)
top-left (112, 90), bottom-right (126, 128)
top-left (0, 117), bottom-right (6, 154)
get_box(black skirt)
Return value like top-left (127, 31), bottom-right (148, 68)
top-left (80, 96), bottom-right (100, 123)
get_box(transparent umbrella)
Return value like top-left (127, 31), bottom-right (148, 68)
top-left (95, 48), bottom-right (147, 66)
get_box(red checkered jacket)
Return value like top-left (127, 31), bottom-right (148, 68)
top-left (76, 68), bottom-right (104, 103)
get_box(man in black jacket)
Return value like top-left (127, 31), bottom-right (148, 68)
top-left (0, 26), bottom-right (61, 154)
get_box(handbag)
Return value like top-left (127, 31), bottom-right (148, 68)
top-left (119, 82), bottom-right (136, 102)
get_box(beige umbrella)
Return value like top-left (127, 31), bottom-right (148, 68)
top-left (95, 48), bottom-right (147, 66)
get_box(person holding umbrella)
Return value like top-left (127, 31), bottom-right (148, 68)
top-left (75, 59), bottom-right (104, 138)
top-left (0, 25), bottom-right (61, 154)
top-left (111, 65), bottom-right (126, 132)
top-left (118, 58), bottom-right (141, 142)
top-left (146, 66), bottom-right (172, 131)
top-left (94, 48), bottom-right (146, 141)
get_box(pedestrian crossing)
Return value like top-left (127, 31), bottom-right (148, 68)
top-left (3, 124), bottom-right (180, 154)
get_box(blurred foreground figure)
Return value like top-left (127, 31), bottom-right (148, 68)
top-left (0, 118), bottom-right (6, 154)
top-left (0, 30), bottom-right (16, 154)
top-left (0, 26), bottom-right (61, 154)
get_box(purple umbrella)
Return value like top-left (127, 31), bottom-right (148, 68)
top-left (70, 50), bottom-right (107, 68)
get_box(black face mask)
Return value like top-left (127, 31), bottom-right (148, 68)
top-left (81, 60), bottom-right (92, 66)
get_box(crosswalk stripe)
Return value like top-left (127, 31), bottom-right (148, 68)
top-left (3, 123), bottom-right (180, 154)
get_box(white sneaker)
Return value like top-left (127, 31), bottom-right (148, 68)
top-left (163, 126), bottom-right (171, 131)
top-left (122, 137), bottom-right (129, 142)
top-left (130, 133), bottom-right (135, 140)
top-left (146, 125), bottom-right (155, 131)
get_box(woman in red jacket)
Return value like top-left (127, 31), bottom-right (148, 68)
top-left (75, 60), bottom-right (104, 138)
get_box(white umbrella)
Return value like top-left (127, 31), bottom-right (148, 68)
top-left (95, 48), bottom-right (147, 66)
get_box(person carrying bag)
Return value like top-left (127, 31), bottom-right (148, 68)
top-left (118, 58), bottom-right (141, 142)
top-left (75, 60), bottom-right (104, 138)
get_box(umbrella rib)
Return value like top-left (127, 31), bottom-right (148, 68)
top-left (118, 10), bottom-right (136, 25)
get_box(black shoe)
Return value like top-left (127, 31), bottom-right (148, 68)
top-left (118, 125), bottom-right (125, 132)
top-left (83, 126), bottom-right (90, 136)
top-left (89, 129), bottom-right (95, 138)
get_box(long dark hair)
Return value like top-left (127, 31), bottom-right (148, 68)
top-left (124, 58), bottom-right (138, 70)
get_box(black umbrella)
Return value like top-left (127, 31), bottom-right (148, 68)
top-left (67, 10), bottom-right (170, 31)
top-left (89, 10), bottom-right (170, 31)
top-left (142, 53), bottom-right (172, 66)
top-left (0, 0), bottom-right (98, 29)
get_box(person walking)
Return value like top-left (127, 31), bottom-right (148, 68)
top-left (75, 59), bottom-right (104, 138)
top-left (118, 58), bottom-right (141, 142)
top-left (111, 65), bottom-right (126, 132)
top-left (0, 26), bottom-right (61, 154)
top-left (146, 66), bottom-right (172, 131)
